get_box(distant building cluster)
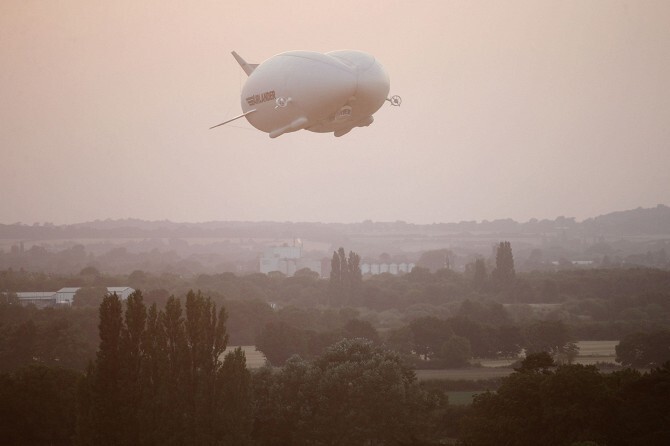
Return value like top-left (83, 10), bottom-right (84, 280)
top-left (361, 263), bottom-right (415, 276)
top-left (16, 287), bottom-right (134, 308)
top-left (259, 243), bottom-right (322, 277)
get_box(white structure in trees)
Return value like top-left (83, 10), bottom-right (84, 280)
top-left (360, 262), bottom-right (415, 276)
top-left (259, 242), bottom-right (322, 277)
top-left (15, 287), bottom-right (135, 307)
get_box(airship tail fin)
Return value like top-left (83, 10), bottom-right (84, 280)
top-left (232, 51), bottom-right (258, 76)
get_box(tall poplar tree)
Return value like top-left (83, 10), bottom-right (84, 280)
top-left (472, 258), bottom-right (488, 290)
top-left (328, 247), bottom-right (362, 307)
top-left (138, 302), bottom-right (169, 445)
top-left (329, 249), bottom-right (345, 306)
top-left (119, 290), bottom-right (146, 445)
top-left (348, 250), bottom-right (362, 300)
top-left (216, 348), bottom-right (253, 444)
top-left (160, 296), bottom-right (189, 444)
top-left (77, 290), bottom-right (249, 445)
top-left (89, 293), bottom-right (124, 446)
top-left (184, 290), bottom-right (229, 444)
top-left (492, 241), bottom-right (515, 288)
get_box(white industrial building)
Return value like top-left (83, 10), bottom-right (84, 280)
top-left (17, 287), bottom-right (134, 307)
top-left (360, 263), bottom-right (415, 276)
top-left (259, 244), bottom-right (322, 277)
top-left (55, 287), bottom-right (81, 305)
top-left (16, 292), bottom-right (56, 308)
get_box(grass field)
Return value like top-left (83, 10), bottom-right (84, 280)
top-left (478, 358), bottom-right (516, 367)
top-left (446, 391), bottom-right (482, 406)
top-left (416, 368), bottom-right (514, 381)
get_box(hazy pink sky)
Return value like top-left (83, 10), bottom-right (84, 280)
top-left (1, 0), bottom-right (669, 224)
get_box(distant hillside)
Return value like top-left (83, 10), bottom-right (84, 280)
top-left (0, 220), bottom-right (345, 243)
top-left (580, 204), bottom-right (670, 235)
top-left (1, 205), bottom-right (669, 275)
top-left (1, 205), bottom-right (669, 240)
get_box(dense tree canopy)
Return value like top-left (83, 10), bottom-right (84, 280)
top-left (252, 338), bottom-right (438, 445)
top-left (461, 362), bottom-right (670, 446)
top-left (76, 290), bottom-right (241, 445)
top-left (0, 365), bottom-right (79, 446)
top-left (1, 282), bottom-right (670, 445)
top-left (255, 316), bottom-right (381, 366)
top-left (616, 330), bottom-right (670, 368)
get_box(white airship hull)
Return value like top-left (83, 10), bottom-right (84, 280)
top-left (222, 50), bottom-right (392, 138)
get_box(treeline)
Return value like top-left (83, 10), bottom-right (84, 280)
top-left (255, 313), bottom-right (574, 368)
top-left (461, 353), bottom-right (670, 445)
top-left (5, 262), bottom-right (669, 315)
top-left (3, 206), bottom-right (670, 277)
top-left (3, 262), bottom-right (670, 374)
top-left (2, 292), bottom-right (670, 445)
top-left (4, 298), bottom-right (668, 377)
top-left (0, 303), bottom-right (98, 372)
top-left (0, 243), bottom-right (258, 276)
top-left (1, 291), bottom-right (440, 445)
top-left (255, 306), bottom-right (670, 370)
top-left (76, 290), bottom-right (241, 445)
top-left (4, 357), bottom-right (668, 445)
top-left (0, 219), bottom-right (344, 241)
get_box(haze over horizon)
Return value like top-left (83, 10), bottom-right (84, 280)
top-left (2, 203), bottom-right (667, 229)
top-left (2, 1), bottom-right (669, 226)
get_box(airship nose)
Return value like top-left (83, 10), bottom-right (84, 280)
top-left (354, 60), bottom-right (390, 116)
top-left (329, 50), bottom-right (390, 117)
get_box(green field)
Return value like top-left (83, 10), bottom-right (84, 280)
top-left (416, 368), bottom-right (514, 381)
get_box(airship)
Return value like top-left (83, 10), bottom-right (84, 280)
top-left (211, 50), bottom-right (401, 138)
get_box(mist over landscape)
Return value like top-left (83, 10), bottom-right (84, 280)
top-left (2, 0), bottom-right (670, 445)
top-left (2, 204), bottom-right (670, 276)
top-left (2, 204), bottom-right (670, 445)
